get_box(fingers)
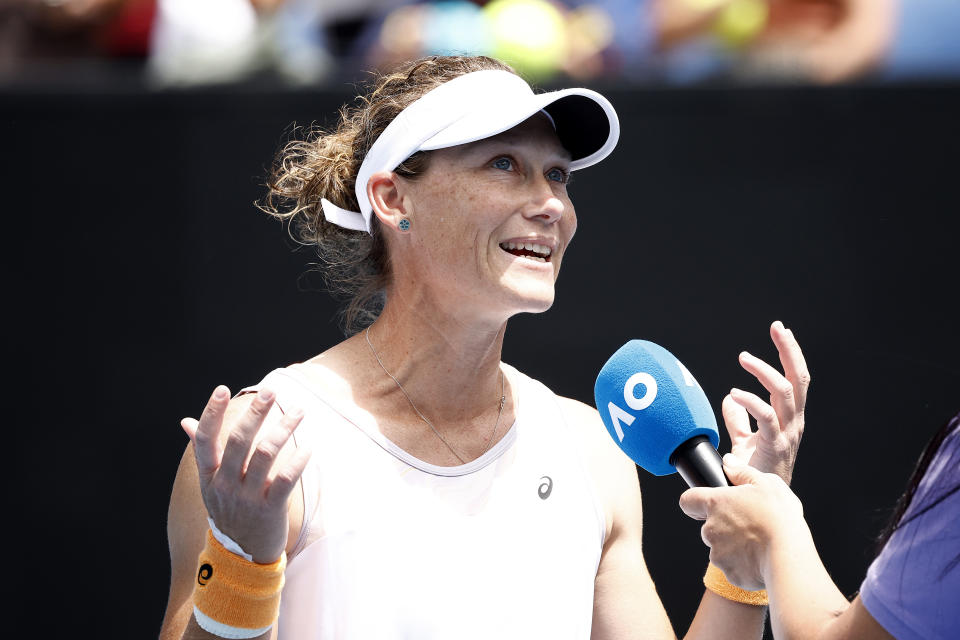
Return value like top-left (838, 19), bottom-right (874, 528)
top-left (190, 385), bottom-right (231, 481)
top-left (721, 453), bottom-right (761, 486)
top-left (218, 388), bottom-right (276, 480)
top-left (243, 407), bottom-right (305, 491)
top-left (770, 320), bottom-right (810, 413)
top-left (180, 417), bottom-right (199, 440)
top-left (738, 350), bottom-right (796, 428)
top-left (679, 487), bottom-right (713, 520)
top-left (729, 387), bottom-right (781, 442)
top-left (701, 524), bottom-right (714, 549)
top-left (721, 394), bottom-right (752, 443)
top-left (265, 445), bottom-right (312, 508)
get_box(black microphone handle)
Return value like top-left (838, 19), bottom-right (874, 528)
top-left (669, 435), bottom-right (730, 488)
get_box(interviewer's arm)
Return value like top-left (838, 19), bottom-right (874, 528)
top-left (764, 514), bottom-right (892, 640)
top-left (680, 457), bottom-right (893, 640)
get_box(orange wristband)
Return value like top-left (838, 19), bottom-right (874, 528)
top-left (704, 563), bottom-right (769, 606)
top-left (192, 529), bottom-right (286, 638)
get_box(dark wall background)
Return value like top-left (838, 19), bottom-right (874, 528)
top-left (6, 81), bottom-right (959, 638)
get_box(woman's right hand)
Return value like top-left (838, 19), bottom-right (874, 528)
top-left (180, 385), bottom-right (311, 564)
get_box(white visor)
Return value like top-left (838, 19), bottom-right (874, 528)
top-left (320, 69), bottom-right (620, 234)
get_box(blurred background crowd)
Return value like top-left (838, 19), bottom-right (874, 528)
top-left (5, 2), bottom-right (959, 639)
top-left (2, 0), bottom-right (959, 88)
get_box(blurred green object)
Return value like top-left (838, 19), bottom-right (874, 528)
top-left (485, 0), bottom-right (567, 81)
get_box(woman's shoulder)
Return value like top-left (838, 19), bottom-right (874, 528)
top-left (254, 337), bottom-right (372, 403)
top-left (553, 395), bottom-right (630, 468)
top-left (544, 391), bottom-right (640, 499)
top-left (499, 366), bottom-right (619, 460)
top-left (550, 393), bottom-right (642, 545)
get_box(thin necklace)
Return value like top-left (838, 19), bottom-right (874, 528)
top-left (365, 326), bottom-right (506, 464)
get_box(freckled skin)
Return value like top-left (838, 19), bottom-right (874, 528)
top-left (390, 114), bottom-right (576, 325)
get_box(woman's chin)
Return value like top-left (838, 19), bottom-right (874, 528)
top-left (501, 281), bottom-right (556, 315)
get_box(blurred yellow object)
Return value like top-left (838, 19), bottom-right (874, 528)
top-left (713, 0), bottom-right (768, 48)
top-left (684, 0), bottom-right (728, 10)
top-left (484, 0), bottom-right (567, 81)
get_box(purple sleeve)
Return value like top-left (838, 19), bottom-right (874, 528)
top-left (859, 426), bottom-right (960, 640)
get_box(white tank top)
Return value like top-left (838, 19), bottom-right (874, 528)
top-left (247, 363), bottom-right (605, 639)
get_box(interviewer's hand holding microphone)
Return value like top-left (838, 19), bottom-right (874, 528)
top-left (675, 321), bottom-right (815, 597)
top-left (594, 320), bottom-right (809, 608)
top-left (677, 445), bottom-right (880, 640)
top-left (592, 320), bottom-right (893, 640)
top-left (678, 319), bottom-right (811, 588)
top-left (679, 455), bottom-right (807, 590)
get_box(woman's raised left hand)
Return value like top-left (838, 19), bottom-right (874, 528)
top-left (723, 321), bottom-right (809, 484)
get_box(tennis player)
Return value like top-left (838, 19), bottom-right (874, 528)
top-left (159, 55), bottom-right (810, 640)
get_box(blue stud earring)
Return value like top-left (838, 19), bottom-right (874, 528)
top-left (398, 218), bottom-right (411, 232)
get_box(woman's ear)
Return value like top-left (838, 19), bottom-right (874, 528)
top-left (368, 171), bottom-right (412, 234)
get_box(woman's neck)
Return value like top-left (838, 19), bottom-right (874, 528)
top-left (364, 295), bottom-right (508, 425)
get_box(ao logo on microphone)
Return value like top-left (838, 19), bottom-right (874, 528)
top-left (595, 340), bottom-right (719, 477)
top-left (607, 360), bottom-right (700, 442)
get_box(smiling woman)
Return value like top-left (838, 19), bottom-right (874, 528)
top-left (258, 56), bottom-right (609, 332)
top-left (372, 114), bottom-right (578, 320)
top-left (160, 55), bottom-right (811, 640)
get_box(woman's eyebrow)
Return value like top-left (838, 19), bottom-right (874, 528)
top-left (465, 137), bottom-right (572, 163)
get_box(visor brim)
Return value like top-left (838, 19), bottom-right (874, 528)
top-left (419, 87), bottom-right (619, 171)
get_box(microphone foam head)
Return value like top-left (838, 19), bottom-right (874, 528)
top-left (594, 340), bottom-right (719, 476)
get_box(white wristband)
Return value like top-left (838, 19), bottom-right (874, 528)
top-left (207, 517), bottom-right (254, 562)
top-left (193, 607), bottom-right (273, 639)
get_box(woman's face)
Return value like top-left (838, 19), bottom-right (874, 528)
top-left (393, 114), bottom-right (577, 320)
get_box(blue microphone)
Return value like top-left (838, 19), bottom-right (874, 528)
top-left (594, 340), bottom-right (728, 488)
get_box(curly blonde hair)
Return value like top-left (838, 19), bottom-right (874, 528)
top-left (260, 55), bottom-right (516, 335)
